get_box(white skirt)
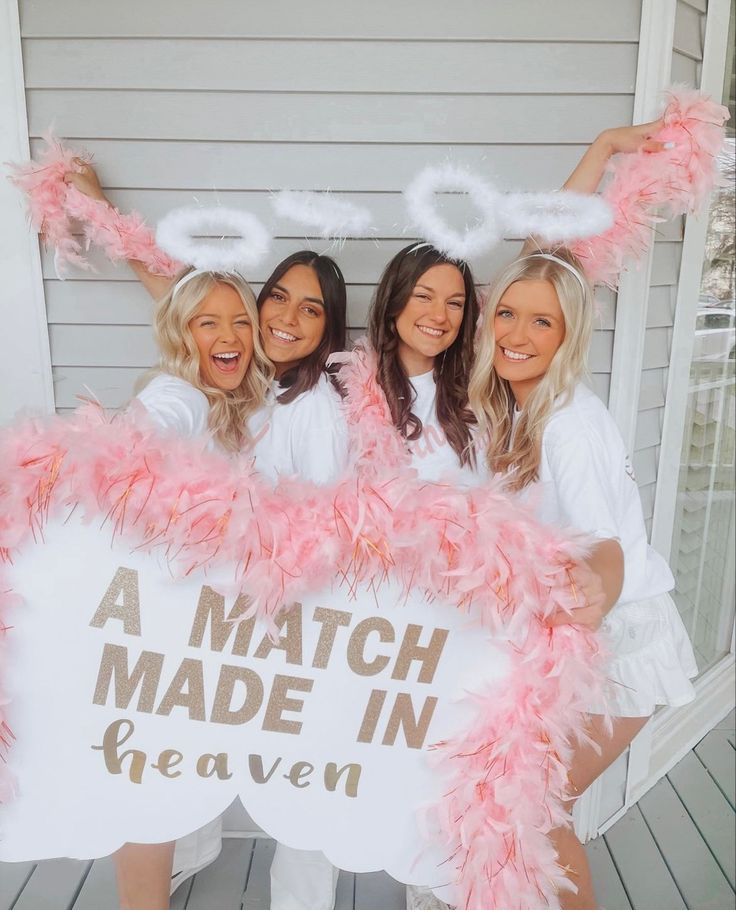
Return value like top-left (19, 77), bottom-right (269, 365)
top-left (597, 591), bottom-right (698, 717)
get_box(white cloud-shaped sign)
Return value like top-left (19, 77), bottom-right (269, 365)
top-left (0, 515), bottom-right (510, 903)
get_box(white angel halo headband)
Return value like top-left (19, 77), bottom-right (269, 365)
top-left (516, 253), bottom-right (588, 294)
top-left (154, 165), bottom-right (614, 273)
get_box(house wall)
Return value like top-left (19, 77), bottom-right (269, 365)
top-left (15, 0), bottom-right (643, 415)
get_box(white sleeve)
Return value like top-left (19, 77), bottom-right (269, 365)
top-left (289, 383), bottom-right (349, 485)
top-left (544, 429), bottom-right (621, 541)
top-left (135, 376), bottom-right (210, 439)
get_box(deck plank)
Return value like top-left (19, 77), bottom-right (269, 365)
top-left (242, 837), bottom-right (275, 910)
top-left (11, 859), bottom-right (91, 910)
top-left (169, 876), bottom-right (194, 910)
top-left (604, 805), bottom-right (687, 910)
top-left (72, 856), bottom-right (117, 910)
top-left (668, 751), bottom-right (736, 889)
top-left (638, 776), bottom-right (734, 910)
top-left (334, 871), bottom-right (356, 910)
top-left (695, 729), bottom-right (736, 808)
top-left (185, 839), bottom-right (253, 910)
top-left (354, 871), bottom-right (406, 910)
top-left (0, 861), bottom-right (36, 910)
top-left (584, 837), bottom-right (633, 910)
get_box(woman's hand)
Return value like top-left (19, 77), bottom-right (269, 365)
top-left (594, 118), bottom-right (669, 157)
top-left (63, 159), bottom-right (110, 204)
top-left (546, 561), bottom-right (608, 631)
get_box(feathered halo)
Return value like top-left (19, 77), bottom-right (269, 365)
top-left (155, 206), bottom-right (271, 273)
top-left (404, 163), bottom-right (614, 261)
top-left (272, 190), bottom-right (375, 243)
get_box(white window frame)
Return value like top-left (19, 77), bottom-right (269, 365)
top-left (0, 0), bottom-right (54, 424)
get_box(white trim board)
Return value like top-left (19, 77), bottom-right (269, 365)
top-left (0, 0), bottom-right (54, 423)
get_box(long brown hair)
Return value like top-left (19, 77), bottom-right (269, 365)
top-left (257, 251), bottom-right (347, 404)
top-left (367, 242), bottom-right (479, 464)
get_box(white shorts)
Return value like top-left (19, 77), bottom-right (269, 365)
top-left (597, 591), bottom-right (698, 717)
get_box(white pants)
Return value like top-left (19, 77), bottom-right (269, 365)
top-left (173, 820), bottom-right (338, 910)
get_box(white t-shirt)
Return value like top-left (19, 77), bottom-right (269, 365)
top-left (135, 373), bottom-right (215, 448)
top-left (406, 370), bottom-right (486, 488)
top-left (526, 382), bottom-right (674, 604)
top-left (248, 372), bottom-right (349, 486)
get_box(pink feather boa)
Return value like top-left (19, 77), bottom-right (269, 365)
top-left (0, 382), bottom-right (605, 907)
top-left (571, 86), bottom-right (729, 288)
top-left (7, 135), bottom-right (182, 278)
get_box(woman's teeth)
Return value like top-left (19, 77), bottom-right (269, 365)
top-left (270, 328), bottom-right (299, 343)
top-left (502, 348), bottom-right (532, 361)
top-left (212, 352), bottom-right (241, 372)
top-left (417, 325), bottom-right (444, 338)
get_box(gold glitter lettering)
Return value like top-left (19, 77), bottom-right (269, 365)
top-left (155, 658), bottom-right (206, 721)
top-left (91, 718), bottom-right (146, 784)
top-left (89, 567), bottom-right (141, 636)
top-left (210, 665), bottom-right (263, 725)
top-left (92, 644), bottom-right (164, 713)
top-left (262, 674), bottom-right (313, 735)
top-left (196, 753), bottom-right (233, 780)
top-left (356, 689), bottom-right (387, 743)
top-left (347, 618), bottom-right (395, 676)
top-left (248, 753), bottom-right (282, 783)
top-left (311, 607), bottom-right (352, 669)
top-left (151, 749), bottom-right (183, 778)
top-left (253, 603), bottom-right (303, 665)
top-left (285, 761), bottom-right (314, 788)
top-left (392, 624), bottom-right (449, 684)
top-left (324, 762), bottom-right (361, 798)
top-left (382, 694), bottom-right (438, 749)
top-left (188, 586), bottom-right (254, 655)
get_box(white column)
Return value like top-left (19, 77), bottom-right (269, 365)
top-left (0, 0), bottom-right (54, 423)
top-left (606, 0), bottom-right (677, 453)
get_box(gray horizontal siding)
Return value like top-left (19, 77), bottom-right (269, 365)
top-left (19, 0), bottom-right (643, 40)
top-left (23, 40), bottom-right (638, 94)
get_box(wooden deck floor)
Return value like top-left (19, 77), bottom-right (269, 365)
top-left (2, 711), bottom-right (734, 910)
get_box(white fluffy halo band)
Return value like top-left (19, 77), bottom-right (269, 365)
top-left (500, 190), bottom-right (613, 243)
top-left (272, 190), bottom-right (375, 242)
top-left (404, 164), bottom-right (503, 261)
top-left (404, 163), bottom-right (614, 260)
top-left (155, 207), bottom-right (271, 273)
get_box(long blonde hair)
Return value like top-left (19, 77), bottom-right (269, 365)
top-left (139, 269), bottom-right (273, 452)
top-left (468, 249), bottom-right (594, 490)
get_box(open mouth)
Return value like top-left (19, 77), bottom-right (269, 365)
top-left (211, 352), bottom-right (242, 374)
top-left (269, 327), bottom-right (301, 344)
top-left (501, 347), bottom-right (533, 362)
top-left (416, 325), bottom-right (445, 338)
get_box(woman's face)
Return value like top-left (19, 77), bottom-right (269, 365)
top-left (188, 283), bottom-right (254, 391)
top-left (492, 278), bottom-right (566, 406)
top-left (259, 264), bottom-right (327, 378)
top-left (394, 263), bottom-right (467, 376)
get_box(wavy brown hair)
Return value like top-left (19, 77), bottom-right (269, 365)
top-left (367, 242), bottom-right (479, 464)
top-left (257, 251), bottom-right (347, 404)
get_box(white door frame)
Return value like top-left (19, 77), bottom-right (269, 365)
top-left (0, 0), bottom-right (54, 424)
top-left (573, 0), bottom-right (678, 842)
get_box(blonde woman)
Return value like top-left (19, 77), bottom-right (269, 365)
top-left (114, 266), bottom-right (272, 910)
top-left (468, 249), bottom-right (697, 910)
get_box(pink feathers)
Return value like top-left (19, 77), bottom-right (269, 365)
top-left (7, 135), bottom-right (182, 278)
top-left (571, 86), bottom-right (729, 289)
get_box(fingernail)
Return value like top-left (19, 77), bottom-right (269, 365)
top-left (664, 141), bottom-right (675, 149)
